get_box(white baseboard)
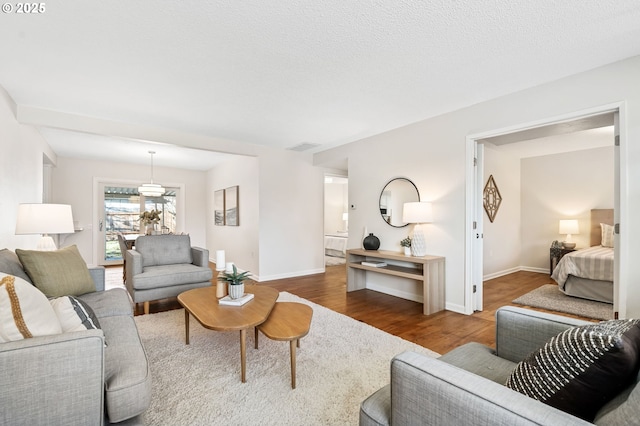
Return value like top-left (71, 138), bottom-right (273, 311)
top-left (445, 302), bottom-right (468, 315)
top-left (483, 266), bottom-right (549, 281)
top-left (254, 268), bottom-right (325, 282)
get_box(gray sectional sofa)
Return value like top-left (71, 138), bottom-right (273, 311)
top-left (0, 249), bottom-right (151, 425)
top-left (360, 306), bottom-right (640, 425)
top-left (125, 234), bottom-right (213, 314)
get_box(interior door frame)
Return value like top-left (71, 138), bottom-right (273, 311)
top-left (92, 177), bottom-right (186, 266)
top-left (464, 102), bottom-right (627, 316)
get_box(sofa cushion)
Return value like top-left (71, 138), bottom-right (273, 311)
top-left (16, 245), bottom-right (96, 297)
top-left (0, 249), bottom-right (32, 283)
top-left (439, 342), bottom-right (517, 384)
top-left (0, 273), bottom-right (62, 342)
top-left (135, 235), bottom-right (193, 267)
top-left (133, 264), bottom-right (212, 290)
top-left (78, 288), bottom-right (133, 319)
top-left (506, 319), bottom-right (640, 421)
top-left (100, 314), bottom-right (151, 422)
top-left (50, 295), bottom-right (102, 333)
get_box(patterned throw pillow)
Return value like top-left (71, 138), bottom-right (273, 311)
top-left (49, 295), bottom-right (102, 333)
top-left (506, 319), bottom-right (640, 421)
top-left (0, 273), bottom-right (62, 342)
top-left (601, 223), bottom-right (615, 248)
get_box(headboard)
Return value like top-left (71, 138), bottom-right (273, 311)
top-left (590, 209), bottom-right (614, 246)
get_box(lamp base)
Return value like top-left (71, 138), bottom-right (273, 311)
top-left (562, 241), bottom-right (576, 249)
top-left (37, 235), bottom-right (57, 251)
top-left (410, 224), bottom-right (427, 257)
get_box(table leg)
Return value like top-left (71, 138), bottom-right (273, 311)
top-left (290, 339), bottom-right (297, 389)
top-left (184, 310), bottom-right (190, 345)
top-left (254, 327), bottom-right (259, 349)
top-left (240, 329), bottom-right (247, 383)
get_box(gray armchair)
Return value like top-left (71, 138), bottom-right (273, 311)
top-left (360, 306), bottom-right (640, 425)
top-left (125, 234), bottom-right (213, 314)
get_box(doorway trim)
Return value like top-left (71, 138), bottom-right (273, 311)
top-left (464, 101), bottom-right (627, 316)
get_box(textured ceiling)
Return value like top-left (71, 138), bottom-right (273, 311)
top-left (1, 1), bottom-right (640, 168)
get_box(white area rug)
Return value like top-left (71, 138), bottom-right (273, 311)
top-left (134, 291), bottom-right (438, 425)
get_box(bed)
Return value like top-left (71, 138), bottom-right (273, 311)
top-left (551, 209), bottom-right (614, 304)
top-left (325, 232), bottom-right (348, 265)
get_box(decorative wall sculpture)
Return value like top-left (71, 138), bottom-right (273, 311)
top-left (483, 175), bottom-right (502, 223)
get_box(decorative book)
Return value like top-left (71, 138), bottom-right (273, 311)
top-left (219, 293), bottom-right (255, 306)
top-left (361, 261), bottom-right (387, 268)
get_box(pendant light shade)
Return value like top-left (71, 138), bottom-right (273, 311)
top-left (138, 151), bottom-right (165, 197)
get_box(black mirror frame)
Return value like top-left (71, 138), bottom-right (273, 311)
top-left (379, 177), bottom-right (420, 228)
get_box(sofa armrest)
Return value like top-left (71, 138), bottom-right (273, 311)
top-left (0, 330), bottom-right (105, 426)
top-left (191, 247), bottom-right (209, 267)
top-left (125, 249), bottom-right (143, 276)
top-left (495, 306), bottom-right (591, 362)
top-left (388, 351), bottom-right (590, 426)
top-left (89, 265), bottom-right (106, 292)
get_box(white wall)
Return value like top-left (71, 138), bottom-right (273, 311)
top-left (51, 156), bottom-right (208, 265)
top-left (481, 144), bottom-right (521, 279)
top-left (315, 55), bottom-right (640, 317)
top-left (520, 146), bottom-right (614, 270)
top-left (0, 87), bottom-right (57, 251)
top-left (206, 155), bottom-right (260, 275)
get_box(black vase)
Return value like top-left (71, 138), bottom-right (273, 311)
top-left (363, 233), bottom-right (380, 250)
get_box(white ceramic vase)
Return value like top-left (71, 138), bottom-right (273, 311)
top-left (228, 283), bottom-right (245, 299)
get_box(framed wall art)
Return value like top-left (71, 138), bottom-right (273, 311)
top-left (214, 189), bottom-right (225, 226)
top-left (483, 174), bottom-right (502, 223)
top-left (225, 185), bottom-right (239, 226)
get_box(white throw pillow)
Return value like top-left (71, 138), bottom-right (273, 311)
top-left (601, 223), bottom-right (615, 248)
top-left (50, 295), bottom-right (102, 333)
top-left (0, 272), bottom-right (62, 342)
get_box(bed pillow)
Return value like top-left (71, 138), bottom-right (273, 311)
top-left (0, 273), bottom-right (62, 342)
top-left (601, 223), bottom-right (615, 248)
top-left (15, 245), bottom-right (96, 297)
top-left (49, 295), bottom-right (102, 333)
top-left (506, 319), bottom-right (640, 421)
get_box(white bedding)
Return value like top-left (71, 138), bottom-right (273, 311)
top-left (551, 245), bottom-right (614, 288)
top-left (325, 234), bottom-right (348, 257)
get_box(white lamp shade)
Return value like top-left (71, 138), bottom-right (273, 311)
top-left (15, 204), bottom-right (75, 235)
top-left (403, 202), bottom-right (433, 224)
top-left (559, 219), bottom-right (580, 235)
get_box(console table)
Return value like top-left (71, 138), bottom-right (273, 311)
top-left (346, 249), bottom-right (445, 315)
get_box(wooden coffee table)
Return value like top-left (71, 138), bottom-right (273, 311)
top-left (177, 284), bottom-right (279, 383)
top-left (255, 302), bottom-right (313, 389)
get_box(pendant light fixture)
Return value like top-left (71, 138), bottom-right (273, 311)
top-left (138, 150), bottom-right (166, 197)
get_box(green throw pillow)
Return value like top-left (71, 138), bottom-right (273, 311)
top-left (16, 245), bottom-right (96, 297)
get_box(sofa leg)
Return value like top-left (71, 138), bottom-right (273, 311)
top-left (144, 301), bottom-right (150, 315)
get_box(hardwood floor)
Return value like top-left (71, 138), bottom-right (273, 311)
top-left (108, 264), bottom-right (591, 355)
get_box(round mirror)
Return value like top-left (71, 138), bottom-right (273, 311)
top-left (379, 178), bottom-right (420, 227)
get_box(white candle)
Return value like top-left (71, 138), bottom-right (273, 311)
top-left (215, 250), bottom-right (225, 270)
top-left (225, 262), bottom-right (234, 273)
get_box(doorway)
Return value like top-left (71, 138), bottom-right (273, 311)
top-left (97, 183), bottom-right (178, 266)
top-left (466, 105), bottom-right (624, 316)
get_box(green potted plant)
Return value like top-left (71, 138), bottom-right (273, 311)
top-left (400, 237), bottom-right (412, 256)
top-left (217, 264), bottom-right (252, 299)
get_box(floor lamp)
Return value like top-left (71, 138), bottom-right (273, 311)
top-left (15, 203), bottom-right (75, 250)
top-left (403, 202), bottom-right (433, 257)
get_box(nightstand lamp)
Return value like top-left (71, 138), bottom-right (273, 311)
top-left (15, 203), bottom-right (75, 250)
top-left (559, 219), bottom-right (579, 249)
top-left (403, 202), bottom-right (433, 257)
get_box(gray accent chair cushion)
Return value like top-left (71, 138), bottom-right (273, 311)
top-left (125, 235), bottom-right (213, 306)
top-left (360, 306), bottom-right (640, 425)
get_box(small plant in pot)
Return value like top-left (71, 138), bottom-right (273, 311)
top-left (400, 237), bottom-right (412, 255)
top-left (218, 264), bottom-right (252, 299)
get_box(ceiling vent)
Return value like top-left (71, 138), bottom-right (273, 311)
top-left (287, 142), bottom-right (321, 152)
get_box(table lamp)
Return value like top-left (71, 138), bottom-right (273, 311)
top-left (559, 219), bottom-right (579, 249)
top-left (403, 202), bottom-right (433, 256)
top-left (215, 250), bottom-right (228, 298)
top-left (15, 203), bottom-right (75, 250)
